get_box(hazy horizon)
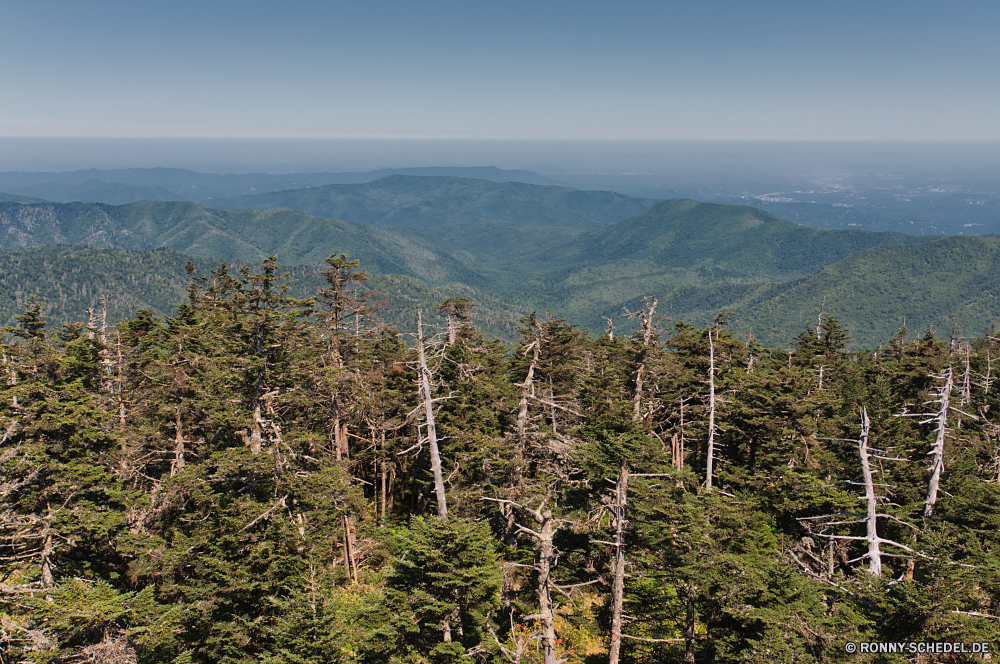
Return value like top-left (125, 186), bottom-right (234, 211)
top-left (4, 1), bottom-right (998, 142)
top-left (2, 138), bottom-right (999, 177)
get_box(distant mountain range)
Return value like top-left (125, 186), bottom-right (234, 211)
top-left (0, 245), bottom-right (528, 344)
top-left (5, 172), bottom-right (993, 347)
top-left (0, 166), bottom-right (561, 204)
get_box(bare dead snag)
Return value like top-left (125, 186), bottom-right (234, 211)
top-left (417, 310), bottom-right (448, 521)
top-left (960, 344), bottom-right (972, 406)
top-left (706, 330), bottom-right (717, 491)
top-left (344, 515), bottom-right (359, 584)
top-left (608, 465), bottom-right (628, 664)
top-left (624, 297), bottom-right (657, 422)
top-left (925, 367), bottom-right (953, 518)
top-left (380, 430), bottom-right (387, 523)
top-left (799, 409), bottom-right (926, 579)
top-left (483, 492), bottom-right (561, 664)
top-left (857, 409), bottom-right (882, 576)
top-left (516, 326), bottom-right (542, 440)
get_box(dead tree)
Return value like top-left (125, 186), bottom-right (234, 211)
top-left (607, 465), bottom-right (628, 664)
top-left (960, 344), bottom-right (972, 406)
top-left (596, 466), bottom-right (675, 664)
top-left (416, 310), bottom-right (448, 521)
top-left (624, 297), bottom-right (657, 422)
top-left (799, 409), bottom-right (922, 578)
top-left (516, 324), bottom-right (542, 440)
top-left (436, 297), bottom-right (475, 347)
top-left (924, 367), bottom-right (953, 518)
top-left (484, 490), bottom-right (565, 664)
top-left (705, 329), bottom-right (717, 491)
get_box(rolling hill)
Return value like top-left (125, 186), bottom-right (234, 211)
top-left (0, 200), bottom-right (479, 286)
top-left (207, 175), bottom-right (660, 250)
top-left (3, 193), bottom-right (995, 348)
top-left (732, 235), bottom-right (1000, 346)
top-left (0, 246), bottom-right (528, 344)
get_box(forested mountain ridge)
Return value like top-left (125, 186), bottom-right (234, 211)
top-left (0, 200), bottom-right (479, 286)
top-left (207, 174), bottom-right (660, 250)
top-left (561, 198), bottom-right (935, 277)
top-left (492, 199), bottom-right (940, 336)
top-left (0, 245), bottom-right (529, 344)
top-left (2, 194), bottom-right (997, 347)
top-left (0, 166), bottom-right (562, 203)
top-left (730, 234), bottom-right (1000, 344)
top-left (2, 256), bottom-right (999, 662)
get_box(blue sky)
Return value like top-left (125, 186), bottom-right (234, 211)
top-left (2, 0), bottom-right (998, 139)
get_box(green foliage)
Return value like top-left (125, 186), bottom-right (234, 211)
top-left (3, 252), bottom-right (1000, 664)
top-left (384, 517), bottom-right (502, 662)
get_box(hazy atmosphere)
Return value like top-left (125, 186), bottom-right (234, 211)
top-left (4, 0), bottom-right (999, 140)
top-left (5, 2), bottom-right (1000, 664)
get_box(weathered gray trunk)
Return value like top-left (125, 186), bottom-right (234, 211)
top-left (417, 310), bottom-right (448, 521)
top-left (924, 367), bottom-right (953, 518)
top-left (380, 430), bottom-right (387, 523)
top-left (516, 329), bottom-right (541, 439)
top-left (858, 409), bottom-right (882, 576)
top-left (705, 331), bottom-right (717, 491)
top-left (631, 298), bottom-right (656, 422)
top-left (41, 532), bottom-right (55, 587)
top-left (171, 407), bottom-right (185, 477)
top-left (608, 466), bottom-right (629, 664)
top-left (537, 511), bottom-right (559, 664)
top-left (249, 403), bottom-right (263, 454)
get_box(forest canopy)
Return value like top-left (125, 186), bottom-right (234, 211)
top-left (2, 255), bottom-right (999, 663)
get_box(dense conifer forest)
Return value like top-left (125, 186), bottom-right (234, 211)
top-left (2, 254), bottom-right (1000, 663)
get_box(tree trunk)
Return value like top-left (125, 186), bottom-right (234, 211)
top-left (925, 368), bottom-right (952, 518)
top-left (41, 532), bottom-right (55, 587)
top-left (683, 589), bottom-right (696, 664)
top-left (171, 406), bottom-right (185, 477)
top-left (961, 346), bottom-right (971, 405)
top-left (516, 328), bottom-right (541, 439)
top-left (417, 310), bottom-right (448, 521)
top-left (858, 409), bottom-right (882, 577)
top-left (249, 403), bottom-right (263, 454)
top-left (549, 376), bottom-right (557, 434)
top-left (608, 466), bottom-right (629, 664)
top-left (537, 510), bottom-right (559, 664)
top-left (705, 331), bottom-right (717, 491)
top-left (380, 431), bottom-right (387, 523)
top-left (631, 298), bottom-right (656, 422)
top-left (343, 515), bottom-right (359, 584)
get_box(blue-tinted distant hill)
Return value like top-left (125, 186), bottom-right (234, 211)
top-left (6, 195), bottom-right (993, 348)
top-left (0, 166), bottom-right (559, 204)
top-left (7, 179), bottom-right (180, 205)
top-left (495, 198), bottom-right (939, 329)
top-left (206, 175), bottom-right (660, 251)
top-left (0, 200), bottom-right (479, 286)
top-left (0, 192), bottom-right (48, 204)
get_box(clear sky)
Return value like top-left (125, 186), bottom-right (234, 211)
top-left (2, 0), bottom-right (998, 140)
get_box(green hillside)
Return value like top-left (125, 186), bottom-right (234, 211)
top-left (0, 200), bottom-right (479, 286)
top-left (557, 199), bottom-right (936, 278)
top-left (4, 196), bottom-right (990, 348)
top-left (732, 235), bottom-right (1000, 347)
top-left (0, 246), bottom-right (526, 344)
top-left (209, 175), bottom-right (659, 250)
top-left (492, 199), bottom-right (938, 328)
